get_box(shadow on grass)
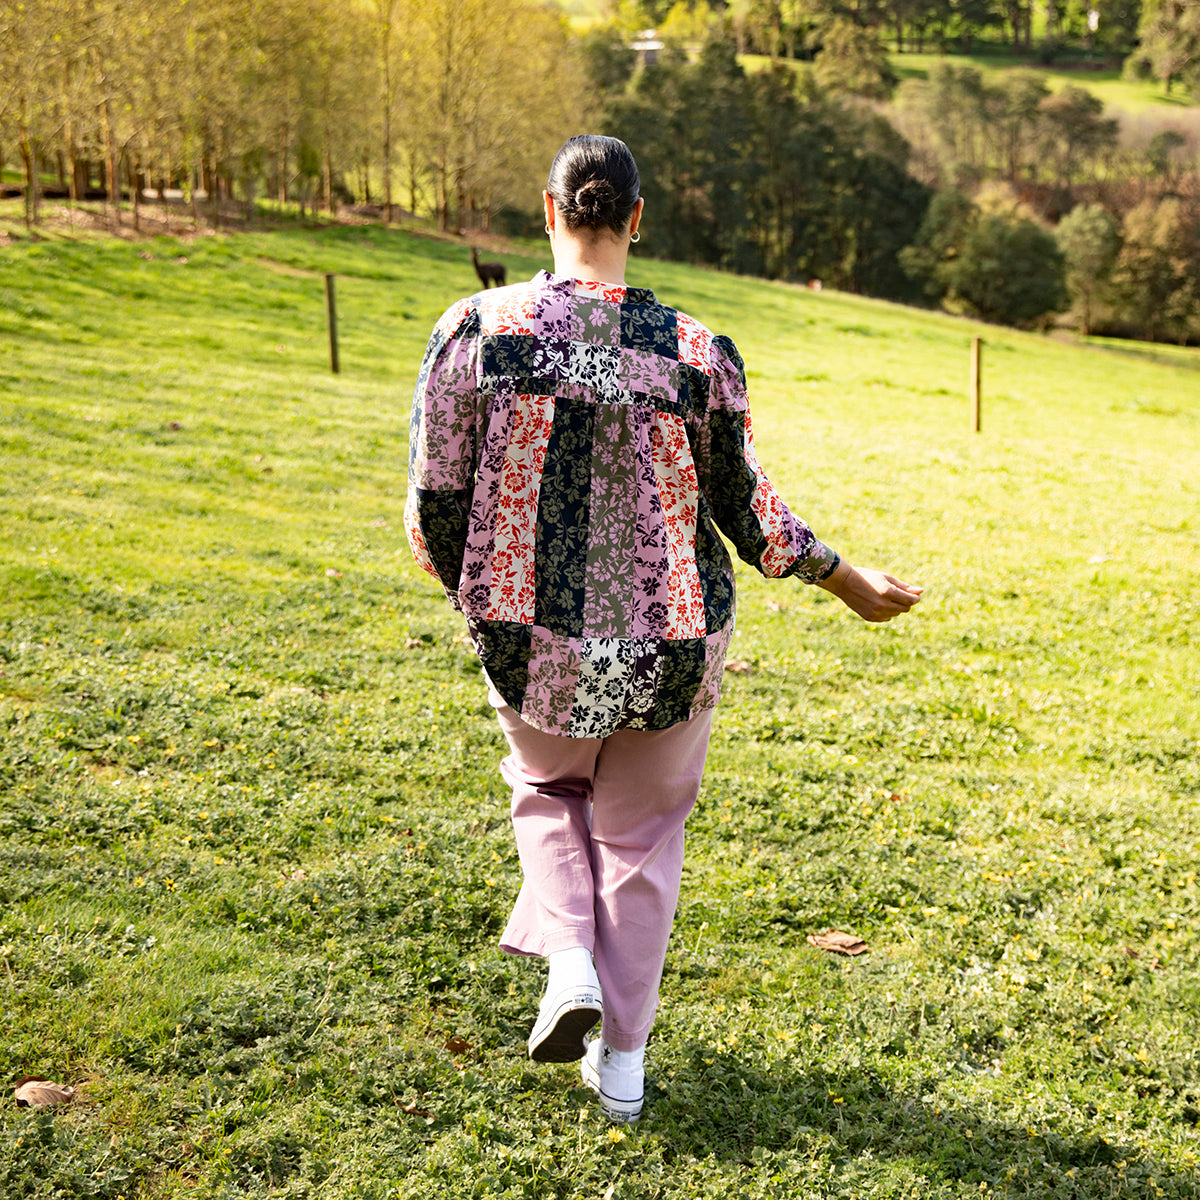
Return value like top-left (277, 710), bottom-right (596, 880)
top-left (650, 1045), bottom-right (1194, 1197)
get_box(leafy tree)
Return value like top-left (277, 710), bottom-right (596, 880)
top-left (994, 70), bottom-right (1049, 181)
top-left (1086, 0), bottom-right (1141, 57)
top-left (0, 0), bottom-right (66, 226)
top-left (836, 149), bottom-right (932, 299)
top-left (371, 0), bottom-right (404, 221)
top-left (303, 0), bottom-right (368, 212)
top-left (898, 187), bottom-right (978, 303)
top-left (900, 190), bottom-right (1067, 325)
top-left (812, 18), bottom-right (898, 101)
top-left (604, 39), bottom-right (928, 295)
top-left (579, 25), bottom-right (637, 102)
top-left (1056, 203), bottom-right (1121, 334)
top-left (948, 214), bottom-right (1068, 324)
top-left (1035, 85), bottom-right (1119, 185)
top-left (404, 0), bottom-right (580, 231)
top-left (949, 0), bottom-right (1005, 51)
top-left (1125, 0), bottom-right (1200, 98)
top-left (1147, 129), bottom-right (1188, 182)
top-left (895, 64), bottom-right (993, 183)
top-left (1111, 198), bottom-right (1200, 342)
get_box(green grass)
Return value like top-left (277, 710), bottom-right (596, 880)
top-left (2, 211), bottom-right (1200, 1198)
top-left (740, 48), bottom-right (1197, 112)
top-left (889, 50), bottom-right (1195, 112)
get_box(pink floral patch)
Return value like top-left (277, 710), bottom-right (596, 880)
top-left (676, 312), bottom-right (713, 372)
top-left (652, 414), bottom-right (706, 639)
top-left (488, 394), bottom-right (555, 622)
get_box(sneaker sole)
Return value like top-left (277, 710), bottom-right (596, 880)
top-left (528, 1000), bottom-right (602, 1063)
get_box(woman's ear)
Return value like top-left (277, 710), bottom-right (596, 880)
top-left (629, 196), bottom-right (645, 238)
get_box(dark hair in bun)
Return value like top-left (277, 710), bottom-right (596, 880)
top-left (547, 135), bottom-right (639, 236)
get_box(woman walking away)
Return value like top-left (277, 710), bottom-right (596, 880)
top-left (405, 134), bottom-right (922, 1123)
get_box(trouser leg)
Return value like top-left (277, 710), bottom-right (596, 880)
top-left (493, 697), bottom-right (713, 1052)
top-left (493, 703), bottom-right (604, 957)
top-left (588, 711), bottom-right (713, 1051)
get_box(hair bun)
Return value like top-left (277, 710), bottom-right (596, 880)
top-left (574, 178), bottom-right (617, 220)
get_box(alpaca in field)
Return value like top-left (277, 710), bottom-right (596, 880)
top-left (471, 248), bottom-right (506, 289)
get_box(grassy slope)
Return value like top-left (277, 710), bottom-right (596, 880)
top-left (1, 217), bottom-right (1199, 1198)
top-left (887, 50), bottom-right (1190, 112)
top-left (742, 48), bottom-right (1196, 113)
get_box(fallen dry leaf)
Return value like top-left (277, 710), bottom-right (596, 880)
top-left (396, 1100), bottom-right (432, 1117)
top-left (443, 1036), bottom-right (472, 1055)
top-left (807, 930), bottom-right (869, 956)
top-left (1124, 946), bottom-right (1162, 970)
top-left (14, 1078), bottom-right (75, 1108)
top-left (724, 658), bottom-right (753, 675)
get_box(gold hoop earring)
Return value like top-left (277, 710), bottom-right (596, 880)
top-left (544, 224), bottom-right (552, 236)
top-left (630, 230), bottom-right (641, 244)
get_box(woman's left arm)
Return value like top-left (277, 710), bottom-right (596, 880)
top-left (702, 334), bottom-right (921, 620)
top-left (701, 334), bottom-right (840, 584)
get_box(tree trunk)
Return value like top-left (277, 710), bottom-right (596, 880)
top-left (102, 97), bottom-right (120, 227)
top-left (277, 128), bottom-right (288, 205)
top-left (19, 134), bottom-right (40, 229)
top-left (131, 152), bottom-right (141, 233)
top-left (437, 153), bottom-right (449, 231)
top-left (210, 153), bottom-right (221, 229)
top-left (383, 106), bottom-right (394, 222)
top-left (63, 60), bottom-right (78, 206)
top-left (408, 152), bottom-right (419, 216)
top-left (69, 149), bottom-right (84, 204)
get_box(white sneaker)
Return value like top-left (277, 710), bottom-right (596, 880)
top-left (527, 984), bottom-right (602, 1062)
top-left (581, 1036), bottom-right (644, 1123)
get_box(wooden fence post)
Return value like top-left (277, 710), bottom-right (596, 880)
top-left (969, 336), bottom-right (982, 433)
top-left (325, 273), bottom-right (340, 374)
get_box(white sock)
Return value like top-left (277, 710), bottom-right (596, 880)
top-left (546, 946), bottom-right (599, 995)
top-left (598, 1041), bottom-right (645, 1100)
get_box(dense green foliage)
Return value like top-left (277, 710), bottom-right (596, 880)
top-left (1125, 0), bottom-right (1200, 97)
top-left (3, 224), bottom-right (1200, 1197)
top-left (728, 0), bottom-right (1143, 65)
top-left (900, 191), bottom-right (1069, 323)
top-left (601, 40), bottom-right (931, 296)
top-left (0, 0), bottom-right (579, 231)
top-left (1056, 203), bottom-right (1122, 334)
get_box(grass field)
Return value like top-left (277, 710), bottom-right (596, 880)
top-left (887, 50), bottom-right (1190, 112)
top-left (2, 211), bottom-right (1200, 1198)
top-left (739, 48), bottom-right (1195, 114)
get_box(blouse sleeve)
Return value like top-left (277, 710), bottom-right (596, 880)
top-left (404, 299), bottom-right (482, 609)
top-left (700, 333), bottom-right (840, 583)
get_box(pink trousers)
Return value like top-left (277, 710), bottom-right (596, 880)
top-left (491, 695), bottom-right (714, 1052)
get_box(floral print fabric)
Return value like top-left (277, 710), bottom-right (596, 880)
top-left (406, 270), bottom-right (839, 737)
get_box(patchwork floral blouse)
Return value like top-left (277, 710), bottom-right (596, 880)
top-left (405, 270), bottom-right (839, 737)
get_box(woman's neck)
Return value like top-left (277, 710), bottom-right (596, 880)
top-left (551, 232), bottom-right (629, 287)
